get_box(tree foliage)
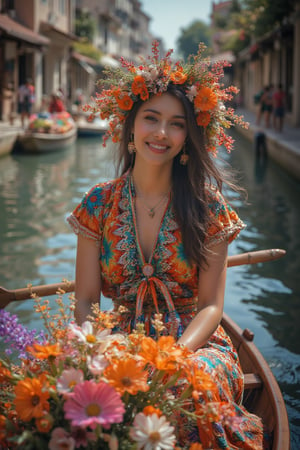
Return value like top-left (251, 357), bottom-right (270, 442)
top-left (242, 0), bottom-right (297, 37)
top-left (210, 0), bottom-right (297, 55)
top-left (75, 10), bottom-right (96, 42)
top-left (73, 41), bottom-right (102, 61)
top-left (176, 21), bottom-right (211, 59)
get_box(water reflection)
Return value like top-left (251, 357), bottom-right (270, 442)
top-left (0, 133), bottom-right (299, 447)
top-left (228, 131), bottom-right (300, 448)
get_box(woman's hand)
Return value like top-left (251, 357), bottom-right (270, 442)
top-left (177, 240), bottom-right (228, 351)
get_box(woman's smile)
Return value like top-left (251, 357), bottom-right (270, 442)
top-left (146, 141), bottom-right (170, 154)
top-left (133, 92), bottom-right (187, 166)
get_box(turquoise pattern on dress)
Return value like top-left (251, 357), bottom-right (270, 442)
top-left (67, 172), bottom-right (263, 449)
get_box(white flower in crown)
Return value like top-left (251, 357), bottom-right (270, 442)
top-left (186, 84), bottom-right (198, 102)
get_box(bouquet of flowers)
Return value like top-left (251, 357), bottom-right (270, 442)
top-left (0, 291), bottom-right (237, 449)
top-left (28, 112), bottom-right (75, 134)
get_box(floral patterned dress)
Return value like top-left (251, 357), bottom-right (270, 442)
top-left (67, 171), bottom-right (263, 449)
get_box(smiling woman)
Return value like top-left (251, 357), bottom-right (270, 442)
top-left (61, 41), bottom-right (266, 448)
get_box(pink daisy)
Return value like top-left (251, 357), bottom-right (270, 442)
top-left (49, 427), bottom-right (76, 450)
top-left (64, 380), bottom-right (125, 430)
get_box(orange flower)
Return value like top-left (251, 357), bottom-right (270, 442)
top-left (104, 358), bottom-right (149, 395)
top-left (0, 414), bottom-right (6, 431)
top-left (132, 76), bottom-right (149, 100)
top-left (189, 444), bottom-right (204, 450)
top-left (170, 69), bottom-right (188, 84)
top-left (186, 365), bottom-right (217, 397)
top-left (140, 335), bottom-right (184, 371)
top-left (143, 405), bottom-right (162, 417)
top-left (139, 85), bottom-right (150, 101)
top-left (14, 375), bottom-right (50, 422)
top-left (0, 362), bottom-right (11, 382)
top-left (196, 111), bottom-right (211, 127)
top-left (26, 342), bottom-right (61, 360)
top-left (115, 94), bottom-right (134, 111)
top-left (35, 412), bottom-right (54, 433)
top-left (194, 87), bottom-right (218, 111)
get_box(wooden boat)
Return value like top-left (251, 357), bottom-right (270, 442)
top-left (0, 129), bottom-right (18, 156)
top-left (16, 126), bottom-right (77, 153)
top-left (221, 313), bottom-right (290, 450)
top-left (16, 111), bottom-right (77, 153)
top-left (77, 116), bottom-right (108, 137)
top-left (0, 249), bottom-right (290, 449)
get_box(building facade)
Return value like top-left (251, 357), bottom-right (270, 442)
top-left (0, 0), bottom-right (155, 121)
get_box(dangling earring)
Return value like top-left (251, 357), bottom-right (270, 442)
top-left (180, 142), bottom-right (189, 165)
top-left (128, 134), bottom-right (136, 154)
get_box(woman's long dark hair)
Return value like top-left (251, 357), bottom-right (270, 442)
top-left (116, 84), bottom-right (239, 268)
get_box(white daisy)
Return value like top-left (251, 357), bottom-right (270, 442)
top-left (56, 368), bottom-right (84, 394)
top-left (86, 354), bottom-right (108, 375)
top-left (129, 413), bottom-right (176, 450)
top-left (68, 321), bottom-right (111, 347)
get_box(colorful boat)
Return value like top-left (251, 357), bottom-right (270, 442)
top-left (16, 111), bottom-right (77, 153)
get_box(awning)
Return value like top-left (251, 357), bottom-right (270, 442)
top-left (40, 22), bottom-right (78, 43)
top-left (79, 60), bottom-right (96, 74)
top-left (99, 54), bottom-right (120, 68)
top-left (0, 14), bottom-right (49, 47)
top-left (71, 51), bottom-right (97, 74)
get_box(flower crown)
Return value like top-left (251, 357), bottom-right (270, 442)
top-left (86, 41), bottom-right (248, 153)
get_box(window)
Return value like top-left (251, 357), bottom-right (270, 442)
top-left (59, 0), bottom-right (66, 14)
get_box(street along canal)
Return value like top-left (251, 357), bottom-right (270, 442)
top-left (0, 132), bottom-right (299, 448)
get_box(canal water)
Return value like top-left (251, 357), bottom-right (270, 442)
top-left (0, 132), bottom-right (299, 448)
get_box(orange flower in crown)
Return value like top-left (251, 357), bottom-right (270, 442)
top-left (85, 40), bottom-right (248, 152)
top-left (196, 111), bottom-right (211, 127)
top-left (132, 75), bottom-right (149, 100)
top-left (194, 87), bottom-right (218, 111)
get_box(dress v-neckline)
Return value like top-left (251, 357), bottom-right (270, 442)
top-left (129, 177), bottom-right (170, 276)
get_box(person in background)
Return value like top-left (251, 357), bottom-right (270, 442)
top-left (254, 86), bottom-right (265, 125)
top-left (17, 78), bottom-right (35, 127)
top-left (260, 84), bottom-right (274, 128)
top-left (49, 92), bottom-right (65, 114)
top-left (67, 42), bottom-right (263, 448)
top-left (273, 83), bottom-right (286, 132)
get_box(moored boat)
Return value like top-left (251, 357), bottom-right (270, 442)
top-left (16, 111), bottom-right (77, 153)
top-left (0, 249), bottom-right (290, 449)
top-left (77, 116), bottom-right (108, 137)
top-left (0, 130), bottom-right (18, 156)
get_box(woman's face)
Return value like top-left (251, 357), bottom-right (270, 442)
top-left (133, 92), bottom-right (187, 167)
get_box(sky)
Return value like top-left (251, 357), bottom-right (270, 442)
top-left (140, 0), bottom-right (214, 52)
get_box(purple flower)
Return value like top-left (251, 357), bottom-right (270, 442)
top-left (0, 309), bottom-right (45, 359)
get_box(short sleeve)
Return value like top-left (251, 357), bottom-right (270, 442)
top-left (67, 184), bottom-right (109, 242)
top-left (206, 187), bottom-right (246, 246)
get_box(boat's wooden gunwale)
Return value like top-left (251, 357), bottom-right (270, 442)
top-left (222, 313), bottom-right (290, 450)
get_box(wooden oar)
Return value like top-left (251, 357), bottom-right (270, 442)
top-left (0, 249), bottom-right (286, 309)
